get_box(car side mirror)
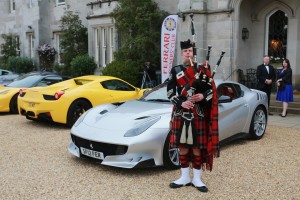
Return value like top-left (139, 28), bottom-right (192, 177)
top-left (218, 95), bottom-right (232, 103)
top-left (135, 88), bottom-right (140, 93)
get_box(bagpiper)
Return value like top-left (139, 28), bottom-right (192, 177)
top-left (167, 39), bottom-right (219, 193)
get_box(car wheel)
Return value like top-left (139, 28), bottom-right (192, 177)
top-left (249, 106), bottom-right (267, 140)
top-left (66, 99), bottom-right (92, 127)
top-left (9, 93), bottom-right (19, 114)
top-left (163, 132), bottom-right (180, 169)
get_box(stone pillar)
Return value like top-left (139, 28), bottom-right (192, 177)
top-left (288, 17), bottom-right (300, 91)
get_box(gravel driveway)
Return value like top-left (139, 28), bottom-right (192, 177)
top-left (0, 114), bottom-right (300, 200)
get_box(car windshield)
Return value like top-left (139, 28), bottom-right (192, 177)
top-left (140, 83), bottom-right (169, 102)
top-left (6, 75), bottom-right (42, 88)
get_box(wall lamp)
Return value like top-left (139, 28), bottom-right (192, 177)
top-left (178, 12), bottom-right (186, 21)
top-left (242, 28), bottom-right (249, 40)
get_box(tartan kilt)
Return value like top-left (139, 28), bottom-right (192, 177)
top-left (169, 106), bottom-right (210, 149)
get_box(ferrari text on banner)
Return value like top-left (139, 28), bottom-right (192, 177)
top-left (161, 15), bottom-right (178, 83)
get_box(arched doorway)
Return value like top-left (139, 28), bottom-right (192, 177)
top-left (267, 10), bottom-right (288, 68)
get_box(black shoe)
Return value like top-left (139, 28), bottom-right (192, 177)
top-left (169, 182), bottom-right (191, 188)
top-left (191, 183), bottom-right (208, 193)
top-left (268, 112), bottom-right (273, 116)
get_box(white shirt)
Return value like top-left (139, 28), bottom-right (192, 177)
top-left (264, 64), bottom-right (269, 74)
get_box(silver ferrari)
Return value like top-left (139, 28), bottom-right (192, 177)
top-left (68, 79), bottom-right (268, 169)
top-left (0, 69), bottom-right (19, 86)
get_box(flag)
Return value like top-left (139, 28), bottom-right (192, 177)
top-left (161, 15), bottom-right (178, 83)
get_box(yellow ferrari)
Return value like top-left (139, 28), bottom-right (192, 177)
top-left (0, 71), bottom-right (69, 114)
top-left (18, 75), bottom-right (147, 126)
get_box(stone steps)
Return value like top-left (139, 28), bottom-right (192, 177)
top-left (270, 94), bottom-right (300, 115)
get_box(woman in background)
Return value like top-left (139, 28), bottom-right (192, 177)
top-left (276, 59), bottom-right (294, 117)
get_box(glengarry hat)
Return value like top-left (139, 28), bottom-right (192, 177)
top-left (180, 39), bottom-right (193, 50)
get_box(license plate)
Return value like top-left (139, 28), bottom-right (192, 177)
top-left (80, 147), bottom-right (104, 160)
top-left (28, 102), bottom-right (35, 107)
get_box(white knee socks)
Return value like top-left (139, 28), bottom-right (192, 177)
top-left (173, 167), bottom-right (191, 185)
top-left (192, 168), bottom-right (206, 187)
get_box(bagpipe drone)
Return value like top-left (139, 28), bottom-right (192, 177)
top-left (181, 14), bottom-right (226, 101)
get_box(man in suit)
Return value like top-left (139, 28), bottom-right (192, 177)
top-left (256, 55), bottom-right (276, 115)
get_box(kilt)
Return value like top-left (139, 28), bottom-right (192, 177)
top-left (170, 106), bottom-right (209, 149)
top-left (169, 85), bottom-right (219, 171)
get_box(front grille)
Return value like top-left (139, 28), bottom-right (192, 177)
top-left (71, 134), bottom-right (128, 157)
top-left (43, 94), bottom-right (56, 100)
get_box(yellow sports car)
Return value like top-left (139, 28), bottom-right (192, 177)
top-left (18, 75), bottom-right (147, 126)
top-left (0, 71), bottom-right (69, 114)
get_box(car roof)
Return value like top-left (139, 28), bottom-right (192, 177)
top-left (25, 71), bottom-right (59, 76)
top-left (74, 75), bottom-right (122, 81)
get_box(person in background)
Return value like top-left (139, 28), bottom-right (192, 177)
top-left (256, 55), bottom-right (276, 115)
top-left (276, 59), bottom-right (294, 117)
top-left (167, 39), bottom-right (219, 193)
top-left (143, 61), bottom-right (157, 88)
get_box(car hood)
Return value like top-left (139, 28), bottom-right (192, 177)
top-left (81, 100), bottom-right (172, 131)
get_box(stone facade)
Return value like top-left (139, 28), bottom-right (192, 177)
top-left (0, 0), bottom-right (299, 90)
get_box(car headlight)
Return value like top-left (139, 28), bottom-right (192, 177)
top-left (73, 110), bottom-right (90, 127)
top-left (0, 89), bottom-right (10, 95)
top-left (124, 116), bottom-right (161, 137)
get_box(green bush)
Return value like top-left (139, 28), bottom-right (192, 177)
top-left (69, 54), bottom-right (97, 77)
top-left (0, 60), bottom-right (8, 70)
top-left (102, 60), bottom-right (142, 87)
top-left (53, 63), bottom-right (70, 76)
top-left (6, 56), bottom-right (34, 73)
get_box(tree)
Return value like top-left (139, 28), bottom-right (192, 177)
top-left (112, 0), bottom-right (168, 63)
top-left (0, 34), bottom-right (18, 63)
top-left (104, 0), bottom-right (168, 86)
top-left (59, 10), bottom-right (88, 69)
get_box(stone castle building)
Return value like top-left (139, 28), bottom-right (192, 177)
top-left (0, 0), bottom-right (299, 90)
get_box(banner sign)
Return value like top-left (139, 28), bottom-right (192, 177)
top-left (161, 15), bottom-right (178, 83)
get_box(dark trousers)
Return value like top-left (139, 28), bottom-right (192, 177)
top-left (259, 85), bottom-right (272, 108)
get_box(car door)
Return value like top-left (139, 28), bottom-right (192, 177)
top-left (100, 79), bottom-right (141, 102)
top-left (218, 83), bottom-right (249, 141)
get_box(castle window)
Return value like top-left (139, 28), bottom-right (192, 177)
top-left (10, 0), bottom-right (16, 13)
top-left (57, 0), bottom-right (65, 6)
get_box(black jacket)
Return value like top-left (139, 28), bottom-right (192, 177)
top-left (256, 64), bottom-right (276, 89)
top-left (278, 67), bottom-right (292, 84)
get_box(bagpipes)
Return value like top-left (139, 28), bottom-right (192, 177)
top-left (186, 14), bottom-right (226, 97)
top-left (178, 14), bottom-right (226, 145)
